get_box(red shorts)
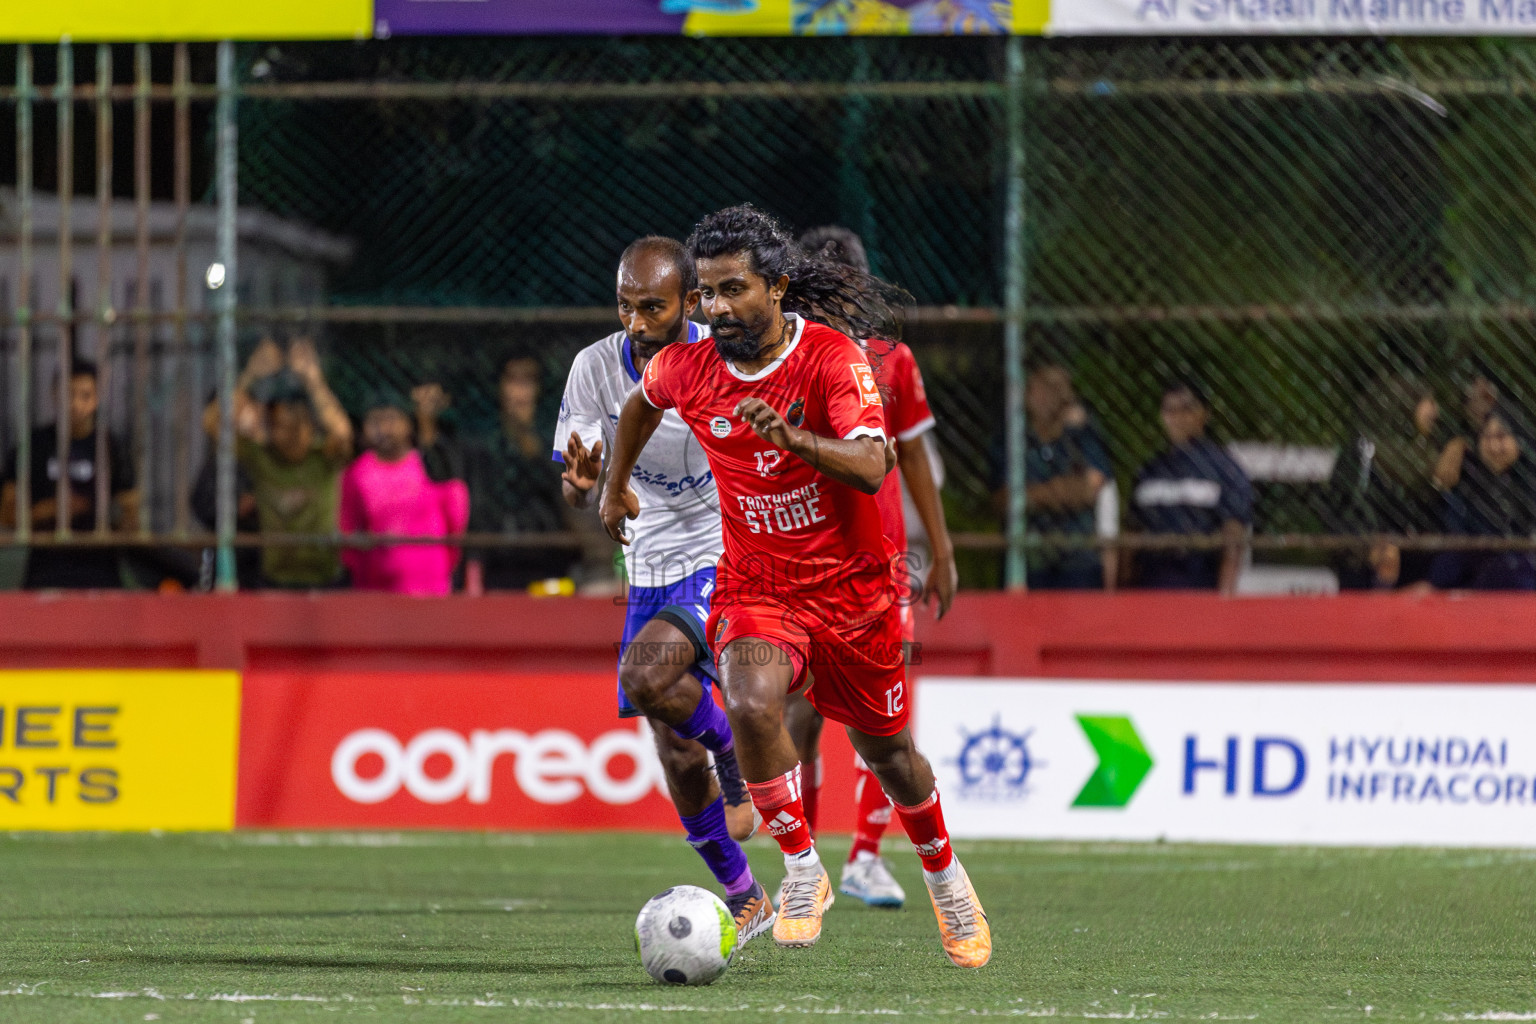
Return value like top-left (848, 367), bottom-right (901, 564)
top-left (707, 596), bottom-right (910, 737)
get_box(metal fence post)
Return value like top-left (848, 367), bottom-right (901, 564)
top-left (172, 43), bottom-right (191, 536)
top-left (55, 41), bottom-right (74, 545)
top-left (1003, 36), bottom-right (1027, 591)
top-left (837, 40), bottom-right (875, 260)
top-left (14, 45), bottom-right (32, 543)
top-left (214, 41), bottom-right (239, 591)
top-left (133, 43), bottom-right (152, 537)
top-left (94, 44), bottom-right (113, 537)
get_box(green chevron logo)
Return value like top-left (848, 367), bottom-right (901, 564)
top-left (1072, 715), bottom-right (1153, 808)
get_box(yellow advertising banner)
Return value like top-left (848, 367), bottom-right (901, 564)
top-left (0, 0), bottom-right (371, 42)
top-left (0, 671), bottom-right (239, 830)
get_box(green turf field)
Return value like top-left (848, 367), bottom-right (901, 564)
top-left (1, 832), bottom-right (1533, 1023)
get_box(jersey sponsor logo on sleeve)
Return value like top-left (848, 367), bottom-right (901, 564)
top-left (710, 415), bottom-right (731, 438)
top-left (852, 363), bottom-right (882, 407)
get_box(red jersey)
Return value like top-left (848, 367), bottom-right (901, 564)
top-left (867, 340), bottom-right (936, 552)
top-left (641, 314), bottom-right (896, 629)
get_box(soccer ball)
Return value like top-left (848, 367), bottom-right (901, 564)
top-left (634, 885), bottom-right (736, 986)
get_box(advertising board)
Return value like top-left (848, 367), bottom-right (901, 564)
top-left (11, 0), bottom-right (1534, 40)
top-left (371, 0), bottom-right (1039, 38)
top-left (239, 670), bottom-right (862, 830)
top-left (917, 677), bottom-right (1536, 846)
top-left (1047, 0), bottom-right (1532, 35)
top-left (1, 0), bottom-right (370, 41)
top-left (0, 670), bottom-right (239, 830)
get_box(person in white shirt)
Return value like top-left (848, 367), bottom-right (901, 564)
top-left (553, 236), bottom-right (772, 943)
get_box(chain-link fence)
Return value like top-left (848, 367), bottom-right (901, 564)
top-left (4, 36), bottom-right (1536, 592)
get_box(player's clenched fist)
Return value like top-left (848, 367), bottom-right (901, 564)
top-left (736, 397), bottom-right (798, 449)
top-left (600, 483), bottom-right (641, 546)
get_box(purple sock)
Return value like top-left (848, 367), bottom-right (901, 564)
top-left (676, 688), bottom-right (733, 755)
top-left (681, 797), bottom-right (752, 895)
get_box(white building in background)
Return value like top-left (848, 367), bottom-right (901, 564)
top-left (0, 190), bottom-right (352, 529)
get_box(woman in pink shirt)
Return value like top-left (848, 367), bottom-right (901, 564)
top-left (339, 391), bottom-right (468, 596)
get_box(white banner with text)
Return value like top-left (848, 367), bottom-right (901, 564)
top-left (915, 678), bottom-right (1536, 846)
top-left (1049, 0), bottom-right (1536, 35)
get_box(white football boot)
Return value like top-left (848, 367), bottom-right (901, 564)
top-left (839, 850), bottom-right (906, 908)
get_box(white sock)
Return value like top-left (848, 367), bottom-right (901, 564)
top-left (924, 861), bottom-right (960, 885)
top-left (785, 846), bottom-right (822, 874)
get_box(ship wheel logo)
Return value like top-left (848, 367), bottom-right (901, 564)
top-left (949, 717), bottom-right (1042, 800)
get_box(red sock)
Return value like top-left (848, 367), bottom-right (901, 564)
top-left (746, 764), bottom-right (814, 857)
top-left (848, 762), bottom-right (893, 862)
top-left (802, 755), bottom-right (823, 839)
top-left (893, 788), bottom-right (955, 873)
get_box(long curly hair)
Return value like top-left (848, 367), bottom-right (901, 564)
top-left (686, 204), bottom-right (909, 346)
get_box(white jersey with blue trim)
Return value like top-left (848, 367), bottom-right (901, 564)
top-left (554, 322), bottom-right (723, 589)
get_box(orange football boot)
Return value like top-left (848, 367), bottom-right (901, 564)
top-left (772, 863), bottom-right (835, 948)
top-left (924, 859), bottom-right (992, 968)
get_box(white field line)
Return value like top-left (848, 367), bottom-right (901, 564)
top-left (0, 985), bottom-right (351, 1004)
top-left (15, 988), bottom-right (1530, 1020)
top-left (0, 987), bottom-right (1265, 1018)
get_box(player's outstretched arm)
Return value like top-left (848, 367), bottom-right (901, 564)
top-left (599, 389), bottom-right (664, 545)
top-left (736, 397), bottom-right (886, 495)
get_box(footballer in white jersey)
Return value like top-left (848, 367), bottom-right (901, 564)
top-left (551, 236), bottom-right (773, 944)
top-left (555, 321), bottom-right (723, 594)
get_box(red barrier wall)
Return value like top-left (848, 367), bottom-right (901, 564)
top-left (239, 670), bottom-right (675, 829)
top-left (1, 591), bottom-right (1533, 682)
top-left (4, 591), bottom-right (1534, 832)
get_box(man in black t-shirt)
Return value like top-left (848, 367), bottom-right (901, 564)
top-left (1, 360), bottom-right (138, 588)
top-left (1128, 379), bottom-right (1252, 594)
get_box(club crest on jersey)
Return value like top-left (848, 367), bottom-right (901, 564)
top-left (852, 363), bottom-right (881, 407)
top-left (786, 397), bottom-right (806, 428)
top-left (710, 415), bottom-right (731, 438)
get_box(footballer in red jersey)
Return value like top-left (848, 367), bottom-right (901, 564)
top-left (600, 205), bottom-right (989, 968)
top-left (785, 227), bottom-right (959, 912)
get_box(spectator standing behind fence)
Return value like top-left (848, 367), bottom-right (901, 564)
top-left (1435, 371), bottom-right (1500, 490)
top-left (464, 355), bottom-right (575, 593)
top-left (1, 360), bottom-right (138, 588)
top-left (207, 338), bottom-right (353, 588)
top-left (1423, 406), bottom-right (1536, 591)
top-left (339, 390), bottom-right (468, 596)
top-left (1324, 373), bottom-right (1448, 589)
top-left (1126, 379), bottom-right (1252, 595)
top-left (1017, 364), bottom-right (1113, 590)
top-left (191, 438), bottom-right (261, 589)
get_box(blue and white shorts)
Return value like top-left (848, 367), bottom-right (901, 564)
top-left (616, 567), bottom-right (718, 718)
